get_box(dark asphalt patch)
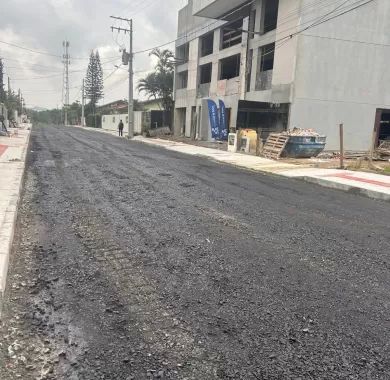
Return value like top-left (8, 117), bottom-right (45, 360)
top-left (0, 125), bottom-right (389, 380)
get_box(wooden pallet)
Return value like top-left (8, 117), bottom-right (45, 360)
top-left (262, 133), bottom-right (289, 160)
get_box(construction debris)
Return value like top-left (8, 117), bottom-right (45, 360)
top-left (262, 133), bottom-right (290, 160)
top-left (377, 141), bottom-right (390, 157)
top-left (262, 128), bottom-right (327, 160)
top-left (282, 128), bottom-right (321, 137)
top-left (147, 127), bottom-right (171, 138)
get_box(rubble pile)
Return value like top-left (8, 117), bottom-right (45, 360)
top-left (377, 141), bottom-right (390, 157)
top-left (282, 128), bottom-right (322, 137)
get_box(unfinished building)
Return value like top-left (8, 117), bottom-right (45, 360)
top-left (174, 0), bottom-right (390, 150)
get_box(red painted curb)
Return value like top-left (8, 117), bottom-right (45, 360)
top-left (322, 173), bottom-right (390, 188)
top-left (0, 145), bottom-right (8, 157)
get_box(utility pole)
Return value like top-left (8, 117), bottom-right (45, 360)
top-left (339, 123), bottom-right (344, 169)
top-left (110, 16), bottom-right (134, 139)
top-left (81, 78), bottom-right (86, 127)
top-left (62, 40), bottom-right (70, 126)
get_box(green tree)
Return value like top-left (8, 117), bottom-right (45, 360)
top-left (4, 91), bottom-right (21, 119)
top-left (29, 108), bottom-right (62, 125)
top-left (0, 59), bottom-right (6, 103)
top-left (137, 73), bottom-right (160, 101)
top-left (85, 50), bottom-right (104, 127)
top-left (137, 48), bottom-right (174, 112)
top-left (68, 101), bottom-right (82, 125)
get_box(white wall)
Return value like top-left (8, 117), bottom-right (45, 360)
top-left (291, 0), bottom-right (390, 150)
top-left (102, 112), bottom-right (143, 134)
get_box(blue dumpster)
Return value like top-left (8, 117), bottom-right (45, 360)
top-left (282, 135), bottom-right (326, 158)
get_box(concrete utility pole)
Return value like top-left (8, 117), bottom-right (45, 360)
top-left (81, 78), bottom-right (86, 127)
top-left (62, 41), bottom-right (70, 126)
top-left (110, 16), bottom-right (134, 139)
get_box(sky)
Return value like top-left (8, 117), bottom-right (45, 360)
top-left (0, 0), bottom-right (188, 109)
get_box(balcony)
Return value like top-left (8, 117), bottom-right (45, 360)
top-left (192, 0), bottom-right (249, 19)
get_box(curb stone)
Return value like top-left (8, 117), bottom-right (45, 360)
top-left (300, 176), bottom-right (390, 202)
top-left (0, 129), bottom-right (32, 317)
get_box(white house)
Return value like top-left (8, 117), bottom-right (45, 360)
top-left (101, 112), bottom-right (143, 134)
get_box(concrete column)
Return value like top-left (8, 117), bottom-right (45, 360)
top-left (210, 29), bottom-right (221, 95)
top-left (254, 0), bottom-right (263, 35)
top-left (185, 105), bottom-right (192, 137)
top-left (250, 48), bottom-right (259, 92)
top-left (230, 101), bottom-right (239, 132)
top-left (240, 16), bottom-right (250, 99)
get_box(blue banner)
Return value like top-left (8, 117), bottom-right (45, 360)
top-left (207, 99), bottom-right (220, 139)
top-left (218, 99), bottom-right (228, 140)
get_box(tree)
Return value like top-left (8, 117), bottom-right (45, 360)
top-left (137, 48), bottom-right (174, 112)
top-left (137, 73), bottom-right (160, 102)
top-left (68, 101), bottom-right (82, 125)
top-left (0, 59), bottom-right (6, 103)
top-left (29, 108), bottom-right (62, 125)
top-left (4, 91), bottom-right (21, 119)
top-left (85, 50), bottom-right (104, 127)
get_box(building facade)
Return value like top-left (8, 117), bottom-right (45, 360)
top-left (174, 0), bottom-right (390, 150)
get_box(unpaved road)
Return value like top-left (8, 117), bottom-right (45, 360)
top-left (0, 125), bottom-right (389, 380)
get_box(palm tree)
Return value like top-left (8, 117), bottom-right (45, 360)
top-left (137, 73), bottom-right (160, 101)
top-left (137, 49), bottom-right (174, 112)
top-left (150, 49), bottom-right (175, 73)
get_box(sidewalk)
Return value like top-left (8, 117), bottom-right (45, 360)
top-left (0, 127), bottom-right (31, 314)
top-left (79, 126), bottom-right (390, 202)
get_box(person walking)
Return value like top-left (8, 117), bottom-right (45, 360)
top-left (118, 119), bottom-right (124, 137)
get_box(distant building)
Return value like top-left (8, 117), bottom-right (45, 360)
top-left (98, 98), bottom-right (163, 115)
top-left (97, 100), bottom-right (128, 115)
top-left (174, 0), bottom-right (390, 150)
top-left (140, 98), bottom-right (163, 111)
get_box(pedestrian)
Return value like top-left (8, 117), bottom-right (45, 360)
top-left (118, 119), bottom-right (124, 137)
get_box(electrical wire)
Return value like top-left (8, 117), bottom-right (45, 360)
top-left (251, 0), bottom-right (376, 61)
top-left (0, 40), bottom-right (119, 60)
top-left (134, 1), bottom-right (255, 54)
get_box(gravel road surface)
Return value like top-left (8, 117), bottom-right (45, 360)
top-left (0, 125), bottom-right (389, 379)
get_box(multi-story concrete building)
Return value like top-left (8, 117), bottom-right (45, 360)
top-left (173, 0), bottom-right (390, 150)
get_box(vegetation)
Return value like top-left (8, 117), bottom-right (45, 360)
top-left (29, 108), bottom-right (62, 125)
top-left (85, 50), bottom-right (104, 127)
top-left (29, 102), bottom-right (83, 125)
top-left (137, 49), bottom-right (174, 112)
top-left (0, 59), bottom-right (23, 118)
top-left (0, 59), bottom-right (6, 103)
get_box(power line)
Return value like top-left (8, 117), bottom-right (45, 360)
top-left (133, 1), bottom-right (255, 55)
top-left (126, 0), bottom-right (157, 17)
top-left (11, 73), bottom-right (64, 80)
top-left (254, 0), bottom-right (376, 60)
top-left (0, 40), bottom-right (119, 60)
top-left (134, 0), bottom-right (371, 56)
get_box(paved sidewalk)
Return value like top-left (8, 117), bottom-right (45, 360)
top-left (0, 127), bottom-right (31, 313)
top-left (78, 126), bottom-right (390, 202)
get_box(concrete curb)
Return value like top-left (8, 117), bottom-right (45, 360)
top-left (300, 176), bottom-right (390, 202)
top-left (0, 128), bottom-right (31, 316)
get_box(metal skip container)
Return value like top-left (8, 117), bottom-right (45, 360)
top-left (282, 135), bottom-right (327, 158)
